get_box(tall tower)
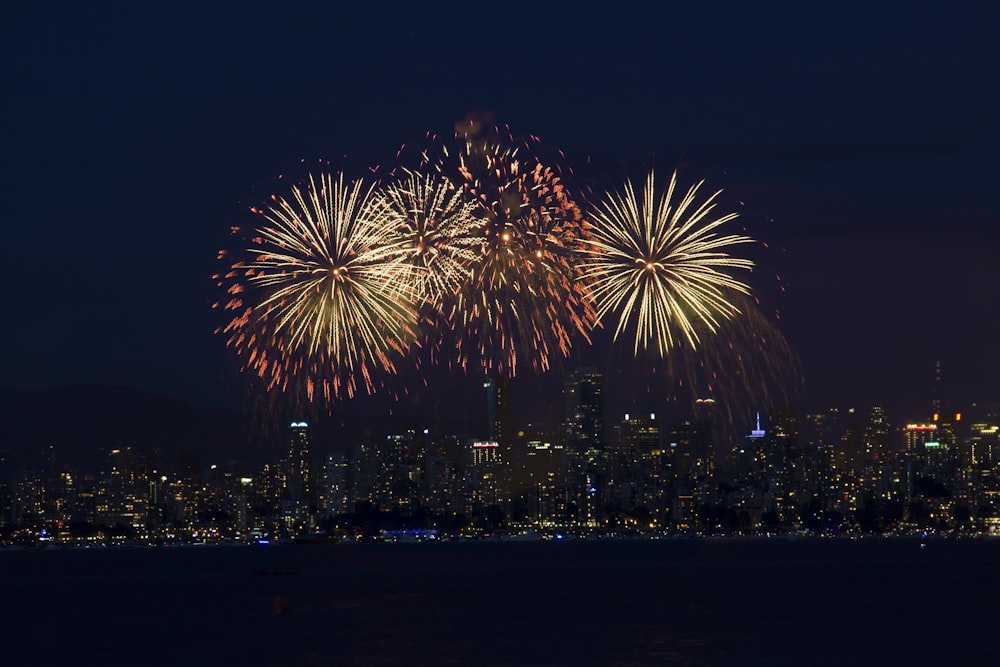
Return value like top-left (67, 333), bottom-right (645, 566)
top-left (903, 422), bottom-right (938, 501)
top-left (320, 452), bottom-right (349, 517)
top-left (484, 374), bottom-right (509, 448)
top-left (287, 421), bottom-right (312, 520)
top-left (931, 360), bottom-right (944, 419)
top-left (563, 366), bottom-right (604, 450)
top-left (561, 367), bottom-right (605, 527)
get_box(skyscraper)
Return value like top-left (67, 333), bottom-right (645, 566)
top-left (668, 419), bottom-right (713, 482)
top-left (320, 452), bottom-right (349, 517)
top-left (563, 366), bottom-right (604, 450)
top-left (286, 421), bottom-right (312, 521)
top-left (612, 412), bottom-right (664, 526)
top-left (931, 360), bottom-right (944, 419)
top-left (903, 422), bottom-right (938, 500)
top-left (484, 374), bottom-right (509, 449)
top-left (561, 368), bottom-right (605, 527)
top-left (469, 441), bottom-right (504, 510)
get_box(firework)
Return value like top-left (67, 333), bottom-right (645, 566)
top-left (581, 169), bottom-right (754, 356)
top-left (600, 291), bottom-right (801, 448)
top-left (421, 122), bottom-right (597, 376)
top-left (214, 172), bottom-right (419, 403)
top-left (663, 294), bottom-right (800, 428)
top-left (378, 169), bottom-right (481, 307)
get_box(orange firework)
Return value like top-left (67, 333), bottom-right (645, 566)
top-left (420, 121), bottom-right (597, 377)
top-left (213, 172), bottom-right (419, 405)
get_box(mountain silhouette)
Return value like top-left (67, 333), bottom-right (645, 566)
top-left (0, 385), bottom-right (264, 473)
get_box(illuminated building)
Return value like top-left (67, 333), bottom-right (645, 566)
top-left (667, 419), bottom-right (714, 527)
top-left (928, 412), bottom-right (960, 481)
top-left (735, 413), bottom-right (766, 479)
top-left (484, 375), bottom-right (510, 450)
top-left (969, 422), bottom-right (997, 468)
top-left (480, 376), bottom-right (511, 520)
top-left (383, 431), bottom-right (424, 513)
top-left (420, 433), bottom-right (464, 514)
top-left (620, 412), bottom-right (662, 453)
top-left (904, 423), bottom-right (938, 501)
top-left (562, 368), bottom-right (605, 527)
top-left (864, 407), bottom-right (891, 464)
top-left (320, 452), bottom-right (349, 517)
top-left (472, 441), bottom-right (500, 466)
top-left (233, 476), bottom-right (253, 534)
top-left (519, 424), bottom-right (567, 526)
top-left (352, 439), bottom-right (381, 508)
top-left (931, 360), bottom-right (944, 418)
top-left (563, 367), bottom-right (604, 449)
top-left (802, 408), bottom-right (841, 449)
top-left (668, 420), bottom-right (713, 480)
top-left (610, 413), bottom-right (666, 528)
top-left (286, 421), bottom-right (312, 522)
top-left (468, 441), bottom-right (504, 511)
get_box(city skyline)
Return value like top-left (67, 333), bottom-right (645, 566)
top-left (4, 368), bottom-right (999, 547)
top-left (4, 3), bottom-right (999, 421)
top-left (1, 362), bottom-right (993, 475)
top-left (6, 6), bottom-right (999, 665)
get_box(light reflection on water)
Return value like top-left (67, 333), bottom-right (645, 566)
top-left (3, 538), bottom-right (998, 666)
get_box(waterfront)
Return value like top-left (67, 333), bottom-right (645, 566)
top-left (3, 537), bottom-right (998, 666)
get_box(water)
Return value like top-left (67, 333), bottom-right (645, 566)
top-left (3, 537), bottom-right (998, 666)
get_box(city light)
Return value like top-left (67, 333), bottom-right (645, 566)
top-left (4, 386), bottom-right (998, 546)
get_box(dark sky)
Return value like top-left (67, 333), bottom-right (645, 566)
top-left (4, 1), bottom-right (998, 428)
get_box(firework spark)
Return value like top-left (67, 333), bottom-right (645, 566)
top-left (421, 122), bottom-right (597, 376)
top-left (214, 172), bottom-right (419, 404)
top-left (378, 169), bottom-right (481, 308)
top-left (663, 294), bottom-right (800, 428)
top-left (599, 291), bottom-right (801, 448)
top-left (581, 169), bottom-right (754, 356)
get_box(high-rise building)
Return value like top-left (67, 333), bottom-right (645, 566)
top-left (320, 452), bottom-right (349, 517)
top-left (969, 422), bottom-right (998, 467)
top-left (667, 418), bottom-right (715, 524)
top-left (469, 441), bottom-right (504, 510)
top-left (517, 423), bottom-right (567, 526)
top-left (903, 423), bottom-right (938, 500)
top-left (484, 375), bottom-right (510, 449)
top-left (931, 360), bottom-right (944, 419)
top-left (611, 412), bottom-right (665, 525)
top-left (668, 419), bottom-right (714, 482)
top-left (562, 367), bottom-right (605, 527)
top-left (864, 407), bottom-right (891, 459)
top-left (802, 408), bottom-right (842, 449)
top-left (619, 412), bottom-right (662, 454)
top-left (286, 421), bottom-right (312, 520)
top-left (383, 431), bottom-right (424, 513)
top-left (904, 423), bottom-right (939, 457)
top-left (736, 412), bottom-right (767, 478)
top-left (563, 367), bottom-right (604, 450)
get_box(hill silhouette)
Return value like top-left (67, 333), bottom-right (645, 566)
top-left (0, 385), bottom-right (264, 473)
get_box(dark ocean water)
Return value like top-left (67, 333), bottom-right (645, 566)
top-left (2, 537), bottom-right (998, 666)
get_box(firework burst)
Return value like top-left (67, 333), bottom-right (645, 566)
top-left (663, 294), bottom-right (800, 427)
top-left (214, 172), bottom-right (419, 404)
top-left (581, 169), bottom-right (754, 356)
top-left (378, 169), bottom-right (481, 308)
top-left (600, 291), bottom-right (801, 448)
top-left (421, 122), bottom-right (597, 376)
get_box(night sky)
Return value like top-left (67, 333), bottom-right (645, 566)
top-left (4, 2), bottom-right (999, 428)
